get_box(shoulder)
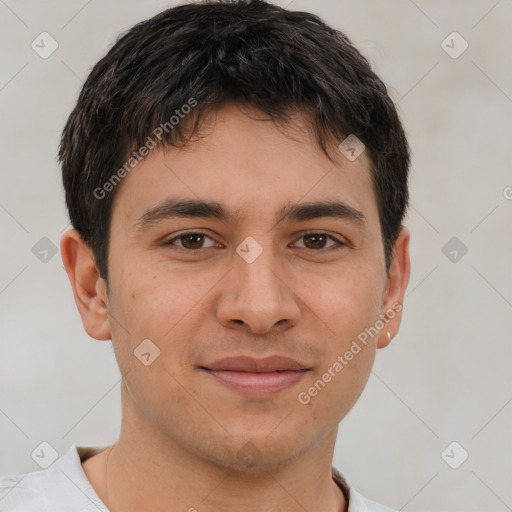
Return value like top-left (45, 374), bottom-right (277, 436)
top-left (349, 489), bottom-right (399, 512)
top-left (0, 444), bottom-right (109, 512)
top-left (0, 470), bottom-right (52, 511)
top-left (333, 467), bottom-right (399, 512)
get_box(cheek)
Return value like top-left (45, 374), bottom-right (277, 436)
top-left (293, 265), bottom-right (382, 417)
top-left (297, 338), bottom-right (377, 427)
top-left (112, 264), bottom-right (199, 334)
top-left (106, 273), bottom-right (199, 420)
top-left (107, 263), bottom-right (219, 380)
top-left (301, 263), bottom-right (383, 340)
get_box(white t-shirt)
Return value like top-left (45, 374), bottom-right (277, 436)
top-left (0, 445), bottom-right (397, 511)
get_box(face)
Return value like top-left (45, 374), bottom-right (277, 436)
top-left (63, 102), bottom-right (409, 471)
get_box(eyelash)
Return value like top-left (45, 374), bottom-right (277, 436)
top-left (163, 231), bottom-right (346, 252)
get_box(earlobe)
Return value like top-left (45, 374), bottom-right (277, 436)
top-left (379, 330), bottom-right (392, 349)
top-left (377, 225), bottom-right (411, 349)
top-left (60, 229), bottom-right (111, 341)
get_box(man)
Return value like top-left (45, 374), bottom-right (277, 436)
top-left (0, 0), bottom-right (410, 510)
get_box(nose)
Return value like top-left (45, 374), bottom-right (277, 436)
top-left (215, 244), bottom-right (301, 335)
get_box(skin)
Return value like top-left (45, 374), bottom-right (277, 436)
top-left (61, 102), bottom-right (410, 512)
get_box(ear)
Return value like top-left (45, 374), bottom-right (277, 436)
top-left (60, 229), bottom-right (111, 340)
top-left (377, 225), bottom-right (411, 348)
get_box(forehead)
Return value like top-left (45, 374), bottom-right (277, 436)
top-left (111, 103), bottom-right (378, 228)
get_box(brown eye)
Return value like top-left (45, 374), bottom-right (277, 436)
top-left (164, 232), bottom-right (217, 250)
top-left (294, 233), bottom-right (345, 250)
top-left (303, 233), bottom-right (328, 249)
top-left (180, 233), bottom-right (205, 249)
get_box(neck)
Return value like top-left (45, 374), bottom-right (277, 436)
top-left (90, 384), bottom-right (347, 512)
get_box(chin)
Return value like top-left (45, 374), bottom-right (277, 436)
top-left (201, 429), bottom-right (313, 474)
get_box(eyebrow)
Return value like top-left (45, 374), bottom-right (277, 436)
top-left (133, 198), bottom-right (366, 231)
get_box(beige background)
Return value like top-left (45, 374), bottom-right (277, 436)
top-left (1, 1), bottom-right (511, 510)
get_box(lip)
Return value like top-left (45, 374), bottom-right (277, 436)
top-left (200, 355), bottom-right (311, 397)
top-left (202, 355), bottom-right (310, 373)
